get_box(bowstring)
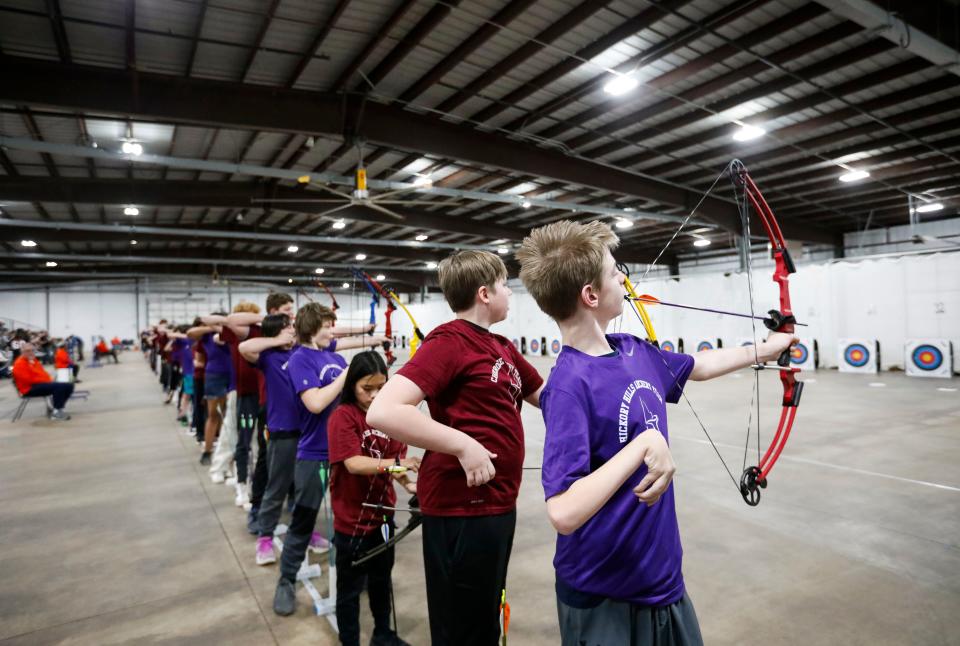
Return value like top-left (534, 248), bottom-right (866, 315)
top-left (624, 161), bottom-right (743, 493)
top-left (730, 164), bottom-right (763, 471)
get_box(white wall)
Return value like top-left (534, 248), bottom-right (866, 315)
top-left (3, 248), bottom-right (959, 371)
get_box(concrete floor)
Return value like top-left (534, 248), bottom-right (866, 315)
top-left (1, 355), bottom-right (958, 645)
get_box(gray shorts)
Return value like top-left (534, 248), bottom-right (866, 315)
top-left (558, 591), bottom-right (703, 646)
top-left (293, 459), bottom-right (329, 511)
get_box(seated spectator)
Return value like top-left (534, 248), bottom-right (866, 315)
top-left (95, 337), bottom-right (120, 364)
top-left (111, 336), bottom-right (122, 350)
top-left (54, 343), bottom-right (81, 383)
top-left (12, 342), bottom-right (74, 420)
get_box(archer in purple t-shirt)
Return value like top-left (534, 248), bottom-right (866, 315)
top-left (541, 333), bottom-right (694, 606)
top-left (287, 342), bottom-right (347, 461)
top-left (256, 346), bottom-right (301, 432)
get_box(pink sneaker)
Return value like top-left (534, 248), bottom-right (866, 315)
top-left (255, 536), bottom-right (276, 565)
top-left (308, 532), bottom-right (330, 555)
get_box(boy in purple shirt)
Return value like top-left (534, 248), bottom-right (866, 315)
top-left (239, 314), bottom-right (301, 567)
top-left (516, 221), bottom-right (797, 646)
top-left (271, 302), bottom-right (388, 617)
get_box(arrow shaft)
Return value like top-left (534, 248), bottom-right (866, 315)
top-left (625, 296), bottom-right (807, 327)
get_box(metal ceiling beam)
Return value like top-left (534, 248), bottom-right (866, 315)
top-left (0, 250), bottom-right (437, 273)
top-left (681, 103), bottom-right (960, 188)
top-left (818, 0), bottom-right (960, 77)
top-left (631, 57), bottom-right (936, 177)
top-left (0, 267), bottom-right (431, 290)
top-left (661, 74), bottom-right (959, 183)
top-left (536, 4), bottom-right (836, 144)
top-left (0, 218), bottom-right (501, 254)
top-left (331, 0), bottom-right (418, 91)
top-left (0, 143), bottom-right (713, 229)
top-left (0, 176), bottom-right (524, 241)
top-left (604, 36), bottom-right (891, 168)
top-left (474, 0), bottom-right (700, 127)
top-left (433, 0), bottom-right (611, 116)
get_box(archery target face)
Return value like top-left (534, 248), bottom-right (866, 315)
top-left (844, 344), bottom-right (870, 367)
top-left (661, 341), bottom-right (675, 353)
top-left (791, 343), bottom-right (809, 364)
top-left (549, 338), bottom-right (562, 356)
top-left (838, 338), bottom-right (879, 374)
top-left (905, 339), bottom-right (953, 378)
top-left (530, 338), bottom-right (541, 354)
top-left (697, 341), bottom-right (714, 352)
top-left (912, 345), bottom-right (942, 370)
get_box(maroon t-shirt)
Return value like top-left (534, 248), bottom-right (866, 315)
top-left (243, 324), bottom-right (266, 405)
top-left (397, 319), bottom-right (543, 516)
top-left (155, 332), bottom-right (169, 360)
top-left (221, 326), bottom-right (259, 396)
top-left (329, 402), bottom-right (408, 535)
top-left (193, 341), bottom-right (206, 381)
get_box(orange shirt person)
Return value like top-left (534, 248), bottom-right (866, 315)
top-left (12, 343), bottom-right (74, 420)
top-left (54, 347), bottom-right (71, 369)
top-left (55, 346), bottom-right (81, 382)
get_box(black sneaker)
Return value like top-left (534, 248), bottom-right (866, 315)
top-left (273, 578), bottom-right (296, 616)
top-left (247, 506), bottom-right (260, 535)
top-left (199, 451), bottom-right (212, 466)
top-left (370, 630), bottom-right (411, 646)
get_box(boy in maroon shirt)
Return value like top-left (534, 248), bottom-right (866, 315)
top-left (367, 250), bottom-right (544, 646)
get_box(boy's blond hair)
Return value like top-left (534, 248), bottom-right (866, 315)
top-left (516, 220), bottom-right (619, 321)
top-left (437, 250), bottom-right (508, 313)
top-left (232, 300), bottom-right (261, 314)
top-left (295, 302), bottom-right (337, 343)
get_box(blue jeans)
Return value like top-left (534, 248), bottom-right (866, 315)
top-left (26, 382), bottom-right (74, 409)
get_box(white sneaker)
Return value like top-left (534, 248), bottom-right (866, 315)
top-left (225, 475), bottom-right (238, 487)
top-left (234, 483), bottom-right (250, 508)
top-left (211, 471), bottom-right (225, 484)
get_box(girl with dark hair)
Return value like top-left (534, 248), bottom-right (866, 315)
top-left (328, 351), bottom-right (419, 646)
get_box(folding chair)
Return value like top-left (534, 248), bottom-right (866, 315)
top-left (10, 381), bottom-right (52, 422)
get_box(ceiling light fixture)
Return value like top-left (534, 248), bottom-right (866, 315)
top-left (915, 202), bottom-right (944, 213)
top-left (332, 220), bottom-right (346, 229)
top-left (413, 175), bottom-right (433, 188)
top-left (124, 206), bottom-right (139, 216)
top-left (838, 170), bottom-right (870, 183)
top-left (497, 247), bottom-right (509, 255)
top-left (287, 278), bottom-right (293, 283)
top-left (615, 218), bottom-right (633, 229)
top-left (45, 261), bottom-right (57, 267)
top-left (603, 73), bottom-right (639, 96)
top-left (287, 245), bottom-right (299, 253)
top-left (376, 274), bottom-right (385, 281)
top-left (693, 239), bottom-right (711, 248)
top-left (341, 282), bottom-right (349, 289)
top-left (130, 239), bottom-right (138, 245)
top-left (415, 234), bottom-right (429, 241)
top-left (426, 261), bottom-right (438, 269)
top-left (21, 239), bottom-right (37, 247)
top-left (314, 267), bottom-right (324, 274)
top-left (355, 253), bottom-right (366, 261)
top-left (623, 207), bottom-right (635, 212)
top-left (121, 141), bottom-right (143, 156)
top-left (732, 124), bottom-right (765, 142)
top-left (520, 200), bottom-right (531, 209)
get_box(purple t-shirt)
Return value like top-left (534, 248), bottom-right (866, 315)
top-left (257, 346), bottom-right (300, 432)
top-left (202, 332), bottom-right (233, 378)
top-left (173, 338), bottom-right (194, 377)
top-left (287, 343), bottom-right (347, 461)
top-left (541, 333), bottom-right (694, 606)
